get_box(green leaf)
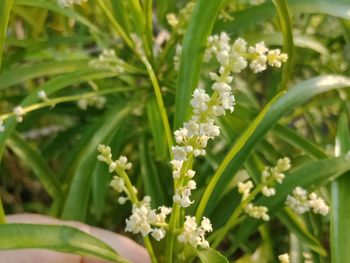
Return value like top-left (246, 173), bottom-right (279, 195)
top-left (196, 248), bottom-right (229, 263)
top-left (272, 0), bottom-right (294, 91)
top-left (61, 103), bottom-right (132, 221)
top-left (0, 0), bottom-right (13, 72)
top-left (196, 75), bottom-right (350, 218)
top-left (6, 132), bottom-right (64, 202)
top-left (273, 124), bottom-right (327, 160)
top-left (331, 111), bottom-right (350, 263)
top-left (231, 156), bottom-right (350, 253)
top-left (0, 60), bottom-right (89, 90)
top-left (174, 0), bottom-right (225, 128)
top-left (216, 0), bottom-right (350, 33)
top-left (14, 0), bottom-right (100, 34)
top-left (0, 223), bottom-right (128, 263)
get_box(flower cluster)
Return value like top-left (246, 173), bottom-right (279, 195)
top-left (177, 216), bottom-right (212, 248)
top-left (237, 180), bottom-right (254, 200)
top-left (77, 96), bottom-right (106, 110)
top-left (261, 157), bottom-right (291, 197)
top-left (57, 0), bottom-right (87, 7)
top-left (238, 157), bottom-right (291, 221)
top-left (204, 33), bottom-right (287, 74)
top-left (13, 106), bottom-right (25, 123)
top-left (286, 187), bottom-right (329, 216)
top-left (245, 203), bottom-right (270, 221)
top-left (166, 2), bottom-right (195, 35)
top-left (125, 196), bottom-right (172, 241)
top-left (278, 253), bottom-right (290, 263)
top-left (89, 49), bottom-right (125, 73)
top-left (97, 144), bottom-right (172, 242)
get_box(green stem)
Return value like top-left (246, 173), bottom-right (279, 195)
top-left (165, 155), bottom-right (194, 262)
top-left (0, 197), bottom-right (6, 224)
top-left (143, 236), bottom-right (158, 263)
top-left (165, 204), bottom-right (180, 263)
top-left (141, 56), bottom-right (174, 158)
top-left (0, 87), bottom-right (139, 121)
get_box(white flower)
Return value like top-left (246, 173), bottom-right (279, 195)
top-left (170, 160), bottom-right (183, 170)
top-left (115, 156), bottom-right (132, 171)
top-left (178, 216), bottom-right (212, 248)
top-left (267, 49), bottom-right (288, 68)
top-left (190, 88), bottom-right (210, 114)
top-left (125, 197), bottom-right (170, 240)
top-left (151, 228), bottom-right (166, 241)
top-left (200, 217), bottom-right (213, 232)
top-left (117, 196), bottom-right (128, 205)
top-left (238, 180), bottom-right (254, 200)
top-left (172, 146), bottom-right (188, 161)
top-left (262, 186), bottom-right (276, 197)
top-left (174, 127), bottom-right (188, 144)
top-left (286, 187), bottom-right (310, 214)
top-left (278, 253), bottom-right (290, 263)
top-left (245, 203), bottom-right (270, 221)
top-left (37, 90), bottom-right (47, 100)
top-left (110, 176), bottom-right (125, 193)
top-left (308, 192), bottom-right (329, 215)
top-left (13, 106), bottom-right (25, 123)
top-left (186, 170), bottom-right (196, 178)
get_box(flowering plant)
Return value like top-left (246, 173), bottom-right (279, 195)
top-left (0, 0), bottom-right (350, 263)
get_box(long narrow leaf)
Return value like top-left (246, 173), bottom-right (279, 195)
top-left (0, 0), bottom-right (13, 71)
top-left (0, 223), bottom-right (128, 263)
top-left (331, 111), bottom-right (350, 263)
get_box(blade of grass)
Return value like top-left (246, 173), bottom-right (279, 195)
top-left (174, 0), bottom-right (225, 128)
top-left (0, 223), bottom-right (128, 262)
top-left (196, 75), bottom-right (350, 220)
top-left (0, 0), bottom-right (13, 72)
top-left (272, 0), bottom-right (294, 91)
top-left (331, 110), bottom-right (350, 263)
top-left (0, 60), bottom-right (89, 90)
top-left (0, 0), bottom-right (13, 223)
